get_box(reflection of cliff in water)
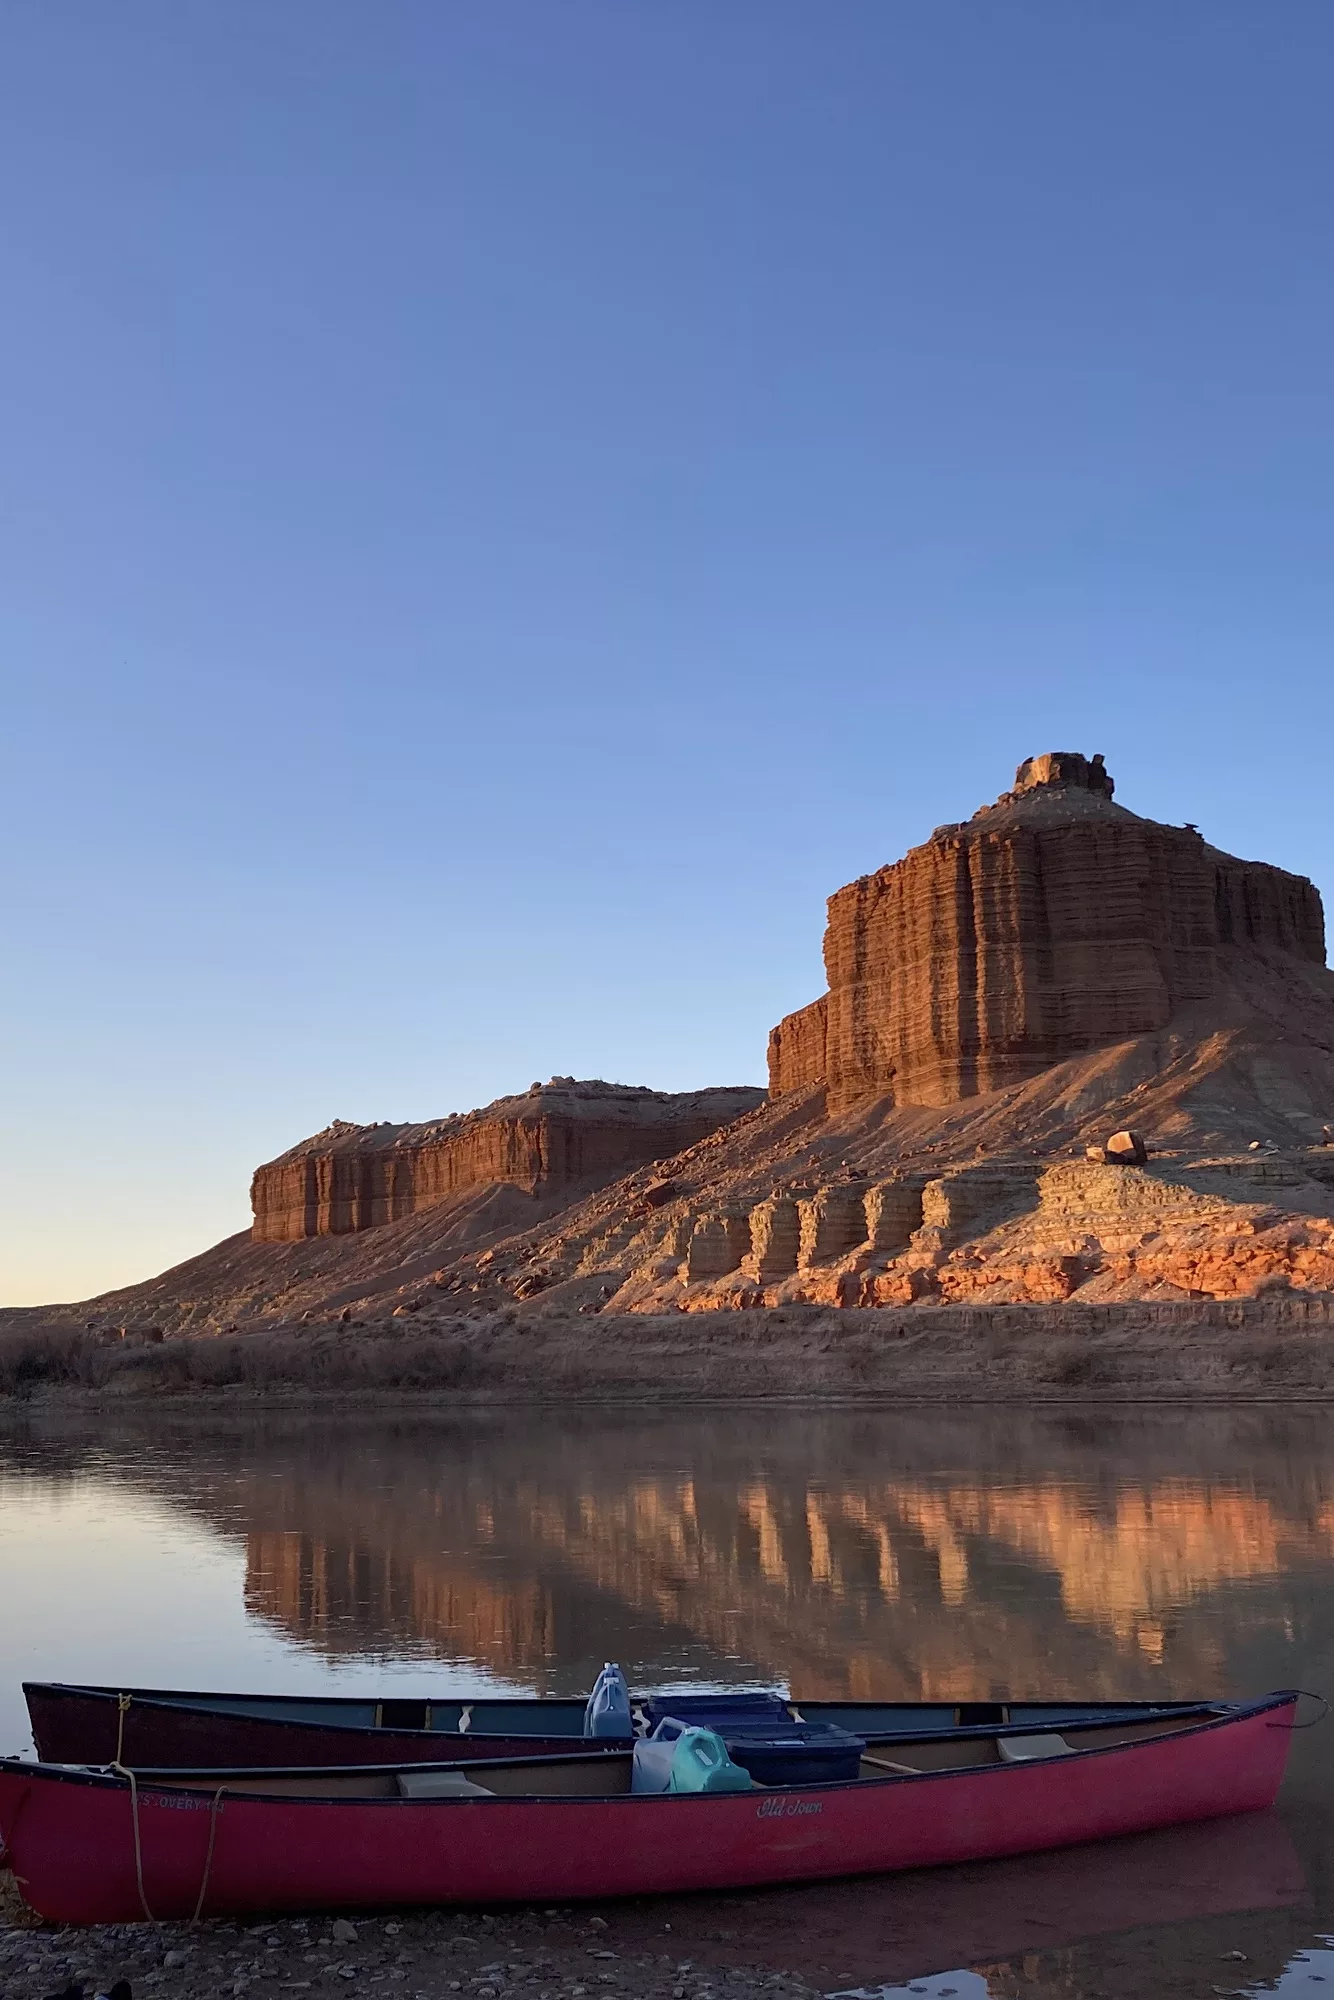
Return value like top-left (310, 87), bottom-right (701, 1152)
top-left (239, 1470), bottom-right (1334, 1696)
top-left (93, 1405), bottom-right (1333, 1699)
top-left (7, 1407), bottom-right (1334, 1697)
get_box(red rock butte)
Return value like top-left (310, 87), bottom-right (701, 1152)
top-left (768, 751), bottom-right (1325, 1112)
top-left (25, 746), bottom-right (1334, 1349)
top-left (250, 1079), bottom-right (764, 1243)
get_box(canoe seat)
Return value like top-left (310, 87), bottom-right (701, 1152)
top-left (396, 1771), bottom-right (493, 1799)
top-left (997, 1733), bottom-right (1072, 1763)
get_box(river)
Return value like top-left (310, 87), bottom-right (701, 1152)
top-left (3, 1403), bottom-right (1333, 1997)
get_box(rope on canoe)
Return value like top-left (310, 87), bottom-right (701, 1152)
top-left (1267, 1688), bottom-right (1330, 1729)
top-left (0, 1782), bottom-right (38, 1928)
top-left (110, 1761), bottom-right (155, 1925)
top-left (191, 1788), bottom-right (227, 1925)
top-left (114, 1693), bottom-right (131, 1768)
top-left (110, 1761), bottom-right (226, 1926)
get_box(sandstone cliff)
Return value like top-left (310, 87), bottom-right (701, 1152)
top-left (769, 751), bottom-right (1326, 1110)
top-left (250, 1079), bottom-right (764, 1242)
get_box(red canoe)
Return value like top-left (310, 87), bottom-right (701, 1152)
top-left (0, 1694), bottom-right (1298, 1925)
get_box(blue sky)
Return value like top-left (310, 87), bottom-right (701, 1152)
top-left (4, 2), bottom-right (1333, 1304)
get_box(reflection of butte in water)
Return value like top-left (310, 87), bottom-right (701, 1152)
top-left (225, 1429), bottom-right (1334, 1695)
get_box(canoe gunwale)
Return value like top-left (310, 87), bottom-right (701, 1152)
top-left (2, 1692), bottom-right (1301, 1809)
top-left (25, 1681), bottom-right (590, 1718)
top-left (23, 1680), bottom-right (1221, 1746)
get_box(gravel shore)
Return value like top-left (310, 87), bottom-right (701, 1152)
top-left (0, 1906), bottom-right (832, 2000)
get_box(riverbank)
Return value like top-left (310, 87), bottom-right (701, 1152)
top-left (0, 1903), bottom-right (825, 2000)
top-left (4, 1292), bottom-right (1334, 1403)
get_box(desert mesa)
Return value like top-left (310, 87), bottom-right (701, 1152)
top-left (11, 750), bottom-right (1334, 1395)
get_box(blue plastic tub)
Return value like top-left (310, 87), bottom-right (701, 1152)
top-left (722, 1722), bottom-right (866, 1786)
top-left (642, 1692), bottom-right (791, 1734)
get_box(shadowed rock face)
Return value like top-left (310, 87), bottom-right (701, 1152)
top-left (769, 753), bottom-right (1326, 1111)
top-left (251, 1080), bottom-right (764, 1242)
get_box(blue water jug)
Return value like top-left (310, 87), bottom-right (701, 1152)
top-left (583, 1662), bottom-right (633, 1739)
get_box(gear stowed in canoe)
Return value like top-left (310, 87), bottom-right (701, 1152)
top-left (0, 1694), bottom-right (1304, 1925)
top-left (24, 1673), bottom-right (1215, 1770)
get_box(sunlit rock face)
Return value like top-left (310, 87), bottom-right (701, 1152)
top-left (769, 752), bottom-right (1326, 1110)
top-left (250, 1080), bottom-right (764, 1242)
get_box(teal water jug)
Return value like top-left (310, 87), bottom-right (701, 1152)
top-left (584, 1662), bottom-right (633, 1738)
top-left (667, 1725), bottom-right (753, 1794)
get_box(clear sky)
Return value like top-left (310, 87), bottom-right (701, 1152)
top-left (4, 2), bottom-right (1333, 1306)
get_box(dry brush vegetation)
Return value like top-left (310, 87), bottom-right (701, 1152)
top-left (5, 1294), bottom-right (1334, 1404)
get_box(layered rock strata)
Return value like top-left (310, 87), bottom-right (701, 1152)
top-left (797, 1186), bottom-right (869, 1266)
top-left (683, 1209), bottom-right (753, 1280)
top-left (638, 1147), bottom-right (1334, 1316)
top-left (251, 1079), bottom-right (764, 1242)
top-left (865, 1179), bottom-right (928, 1256)
top-left (769, 751), bottom-right (1326, 1111)
top-left (680, 1173), bottom-right (945, 1288)
top-left (745, 1194), bottom-right (803, 1281)
top-left (765, 997), bottom-right (827, 1098)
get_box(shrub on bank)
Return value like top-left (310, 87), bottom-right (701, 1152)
top-left (0, 1321), bottom-right (499, 1398)
top-left (0, 1325), bottom-right (113, 1394)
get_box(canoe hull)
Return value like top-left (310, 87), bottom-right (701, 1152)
top-left (0, 1699), bottom-right (1296, 1925)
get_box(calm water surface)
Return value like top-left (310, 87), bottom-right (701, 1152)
top-left (3, 1404), bottom-right (1334, 1998)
